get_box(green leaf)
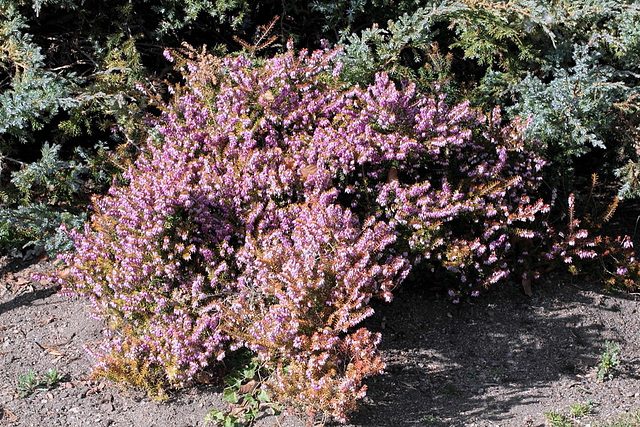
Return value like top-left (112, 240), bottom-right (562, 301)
top-left (223, 373), bottom-right (242, 388)
top-left (222, 388), bottom-right (240, 404)
top-left (241, 365), bottom-right (256, 379)
top-left (222, 415), bottom-right (241, 427)
top-left (246, 406), bottom-right (259, 420)
top-left (243, 395), bottom-right (257, 406)
top-left (204, 409), bottom-right (225, 422)
top-left (256, 389), bottom-right (270, 402)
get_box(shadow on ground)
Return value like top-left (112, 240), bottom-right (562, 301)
top-left (348, 276), bottom-right (639, 426)
top-left (0, 285), bottom-right (60, 316)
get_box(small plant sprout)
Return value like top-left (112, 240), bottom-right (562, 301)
top-left (17, 370), bottom-right (41, 398)
top-left (543, 410), bottom-right (572, 427)
top-left (16, 369), bottom-right (65, 398)
top-left (205, 354), bottom-right (281, 426)
top-left (598, 341), bottom-right (621, 381)
top-left (43, 368), bottom-right (64, 388)
top-left (544, 401), bottom-right (596, 426)
top-left (569, 400), bottom-right (595, 418)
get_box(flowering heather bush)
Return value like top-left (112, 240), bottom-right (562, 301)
top-left (52, 44), bottom-right (632, 421)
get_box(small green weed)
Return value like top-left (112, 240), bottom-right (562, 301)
top-left (16, 368), bottom-right (64, 398)
top-left (43, 368), bottom-right (64, 388)
top-left (569, 400), bottom-right (595, 418)
top-left (205, 353), bottom-right (280, 426)
top-left (543, 410), bottom-right (572, 427)
top-left (544, 400), bottom-right (596, 426)
top-left (598, 341), bottom-right (621, 381)
top-left (17, 370), bottom-right (41, 398)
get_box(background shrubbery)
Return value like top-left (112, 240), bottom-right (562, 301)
top-left (3, 0), bottom-right (640, 424)
top-left (3, 0), bottom-right (640, 255)
top-left (342, 1), bottom-right (640, 187)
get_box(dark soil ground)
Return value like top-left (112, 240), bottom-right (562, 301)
top-left (2, 207), bottom-right (640, 426)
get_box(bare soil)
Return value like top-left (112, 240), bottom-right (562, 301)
top-left (2, 226), bottom-right (640, 426)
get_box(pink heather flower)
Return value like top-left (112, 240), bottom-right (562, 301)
top-left (163, 49), bottom-right (174, 62)
top-left (577, 249), bottom-right (597, 259)
top-left (617, 267), bottom-right (628, 276)
top-left (487, 269), bottom-right (508, 284)
top-left (517, 229), bottom-right (535, 239)
top-left (574, 230), bottom-right (588, 239)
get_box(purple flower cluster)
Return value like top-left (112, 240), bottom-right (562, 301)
top-left (52, 45), bottom-right (611, 421)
